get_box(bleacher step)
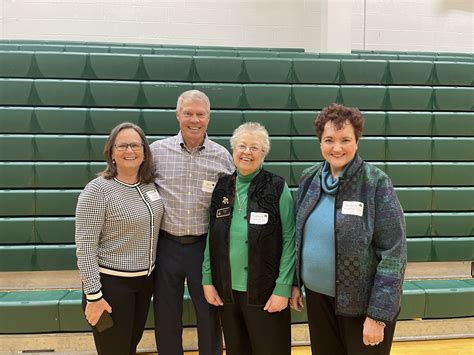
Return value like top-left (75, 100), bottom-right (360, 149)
top-left (1, 262), bottom-right (471, 292)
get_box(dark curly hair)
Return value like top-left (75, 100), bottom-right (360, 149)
top-left (314, 103), bottom-right (365, 141)
top-left (100, 122), bottom-right (155, 183)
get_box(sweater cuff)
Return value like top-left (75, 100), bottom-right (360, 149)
top-left (273, 283), bottom-right (292, 298)
top-left (201, 272), bottom-right (213, 285)
top-left (86, 290), bottom-right (103, 302)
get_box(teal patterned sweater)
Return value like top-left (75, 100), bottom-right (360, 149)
top-left (295, 154), bottom-right (407, 324)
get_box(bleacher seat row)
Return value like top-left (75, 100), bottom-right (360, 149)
top-left (0, 41), bottom-right (472, 335)
top-left (1, 51), bottom-right (473, 85)
top-left (1, 79), bottom-right (473, 110)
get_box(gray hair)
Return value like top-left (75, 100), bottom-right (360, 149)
top-left (176, 90), bottom-right (211, 115)
top-left (230, 122), bottom-right (271, 157)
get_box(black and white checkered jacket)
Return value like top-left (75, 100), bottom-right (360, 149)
top-left (75, 176), bottom-right (164, 301)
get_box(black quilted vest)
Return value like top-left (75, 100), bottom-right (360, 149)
top-left (209, 169), bottom-right (284, 306)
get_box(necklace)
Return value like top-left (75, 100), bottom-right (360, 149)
top-left (235, 187), bottom-right (247, 214)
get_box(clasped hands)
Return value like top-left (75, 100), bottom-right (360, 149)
top-left (203, 285), bottom-right (289, 312)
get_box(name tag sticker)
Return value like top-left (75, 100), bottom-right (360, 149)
top-left (341, 201), bottom-right (364, 216)
top-left (202, 180), bottom-right (216, 193)
top-left (146, 189), bottom-right (161, 202)
top-left (216, 207), bottom-right (231, 218)
top-left (249, 212), bottom-right (269, 225)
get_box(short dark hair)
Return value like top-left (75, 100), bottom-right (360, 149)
top-left (99, 122), bottom-right (155, 183)
top-left (314, 103), bottom-right (365, 141)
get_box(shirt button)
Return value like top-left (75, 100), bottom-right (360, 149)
top-left (187, 210), bottom-right (190, 214)
top-left (188, 192), bottom-right (191, 195)
top-left (189, 174), bottom-right (192, 177)
top-left (187, 229), bottom-right (190, 233)
top-left (244, 267), bottom-right (248, 271)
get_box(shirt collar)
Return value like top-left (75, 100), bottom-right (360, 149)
top-left (177, 131), bottom-right (208, 152)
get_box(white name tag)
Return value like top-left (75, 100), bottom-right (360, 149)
top-left (146, 189), bottom-right (161, 202)
top-left (202, 180), bottom-right (216, 193)
top-left (341, 201), bottom-right (364, 216)
top-left (249, 212), bottom-right (269, 225)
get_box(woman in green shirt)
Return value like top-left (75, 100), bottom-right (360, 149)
top-left (202, 122), bottom-right (296, 355)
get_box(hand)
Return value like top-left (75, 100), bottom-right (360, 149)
top-left (84, 298), bottom-right (112, 326)
top-left (264, 294), bottom-right (289, 313)
top-left (362, 317), bottom-right (385, 346)
top-left (203, 285), bottom-right (224, 306)
top-left (289, 286), bottom-right (304, 311)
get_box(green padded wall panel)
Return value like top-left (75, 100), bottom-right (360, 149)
top-left (35, 52), bottom-right (87, 79)
top-left (0, 190), bottom-right (35, 216)
top-left (388, 61), bottom-right (433, 85)
top-left (35, 217), bottom-right (75, 244)
top-left (193, 57), bottom-right (242, 82)
top-left (193, 83), bottom-right (242, 109)
top-left (435, 62), bottom-right (474, 86)
top-left (89, 53), bottom-right (140, 80)
top-left (89, 81), bottom-right (140, 107)
top-left (143, 55), bottom-right (193, 81)
top-left (244, 84), bottom-right (292, 109)
top-left (340, 86), bottom-right (386, 109)
top-left (405, 213), bottom-right (431, 237)
top-left (243, 111), bottom-right (292, 135)
top-left (292, 59), bottom-right (340, 84)
top-left (432, 237), bottom-right (474, 262)
top-left (0, 79), bottom-right (32, 105)
top-left (89, 109), bottom-right (141, 132)
top-left (35, 245), bottom-right (78, 270)
top-left (431, 213), bottom-right (473, 236)
top-left (0, 162), bottom-right (34, 188)
top-left (0, 51), bottom-right (33, 77)
top-left (35, 190), bottom-right (80, 216)
top-left (340, 60), bottom-right (387, 84)
top-left (407, 238), bottom-right (433, 262)
top-left (34, 108), bottom-right (89, 133)
top-left (0, 218), bottom-right (35, 244)
top-left (0, 246), bottom-right (35, 271)
top-left (243, 58), bottom-right (292, 83)
top-left (293, 85), bottom-right (339, 109)
top-left (0, 108), bottom-right (34, 133)
top-left (35, 80), bottom-right (87, 106)
top-left (432, 113), bottom-right (474, 136)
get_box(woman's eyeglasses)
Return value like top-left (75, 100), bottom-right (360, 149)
top-left (236, 144), bottom-right (263, 153)
top-left (114, 143), bottom-right (144, 151)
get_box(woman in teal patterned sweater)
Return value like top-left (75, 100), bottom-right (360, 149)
top-left (291, 104), bottom-right (406, 355)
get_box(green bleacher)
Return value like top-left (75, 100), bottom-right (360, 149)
top-left (0, 41), bottom-right (473, 334)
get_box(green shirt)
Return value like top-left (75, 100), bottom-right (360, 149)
top-left (202, 169), bottom-right (296, 298)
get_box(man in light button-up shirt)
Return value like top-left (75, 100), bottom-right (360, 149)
top-left (150, 90), bottom-right (234, 355)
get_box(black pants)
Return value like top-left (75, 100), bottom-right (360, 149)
top-left (82, 272), bottom-right (154, 355)
top-left (305, 288), bottom-right (396, 355)
top-left (219, 290), bottom-right (291, 355)
top-left (153, 231), bottom-right (223, 355)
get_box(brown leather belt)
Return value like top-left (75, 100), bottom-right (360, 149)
top-left (160, 230), bottom-right (206, 245)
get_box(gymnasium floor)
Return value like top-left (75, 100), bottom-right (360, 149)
top-left (181, 338), bottom-right (474, 354)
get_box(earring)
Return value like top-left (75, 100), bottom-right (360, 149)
top-left (112, 159), bottom-right (116, 165)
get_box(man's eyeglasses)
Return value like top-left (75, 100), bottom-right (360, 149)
top-left (114, 143), bottom-right (144, 151)
top-left (236, 144), bottom-right (263, 153)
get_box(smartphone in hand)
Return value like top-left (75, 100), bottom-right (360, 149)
top-left (95, 310), bottom-right (114, 332)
